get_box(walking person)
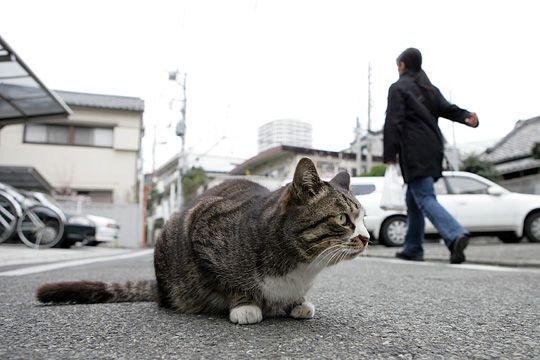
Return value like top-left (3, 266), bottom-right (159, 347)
top-left (383, 47), bottom-right (479, 264)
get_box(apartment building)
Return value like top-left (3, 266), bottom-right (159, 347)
top-left (258, 119), bottom-right (312, 153)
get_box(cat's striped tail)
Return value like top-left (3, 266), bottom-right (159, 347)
top-left (36, 280), bottom-right (158, 304)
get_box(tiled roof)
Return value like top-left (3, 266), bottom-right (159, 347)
top-left (494, 158), bottom-right (540, 174)
top-left (229, 145), bottom-right (378, 175)
top-left (481, 116), bottom-right (540, 164)
top-left (54, 90), bottom-right (145, 112)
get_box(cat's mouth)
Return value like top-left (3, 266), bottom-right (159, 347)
top-left (349, 235), bottom-right (369, 247)
top-left (343, 235), bottom-right (369, 255)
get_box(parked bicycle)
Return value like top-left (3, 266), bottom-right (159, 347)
top-left (0, 183), bottom-right (65, 248)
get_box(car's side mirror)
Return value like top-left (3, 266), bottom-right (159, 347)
top-left (487, 186), bottom-right (504, 196)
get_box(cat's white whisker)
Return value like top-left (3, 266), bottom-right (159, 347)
top-left (341, 248), bottom-right (351, 262)
top-left (304, 238), bottom-right (339, 256)
top-left (334, 248), bottom-right (347, 266)
top-left (324, 246), bottom-right (345, 267)
top-left (311, 243), bottom-right (338, 261)
top-left (312, 244), bottom-right (342, 267)
top-left (312, 249), bottom-right (334, 268)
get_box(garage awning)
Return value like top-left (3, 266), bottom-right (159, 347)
top-left (0, 35), bottom-right (71, 126)
top-left (0, 165), bottom-right (53, 193)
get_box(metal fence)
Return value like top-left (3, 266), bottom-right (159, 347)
top-left (57, 199), bottom-right (142, 249)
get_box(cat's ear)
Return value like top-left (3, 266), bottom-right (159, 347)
top-left (330, 171), bottom-right (351, 191)
top-left (291, 157), bottom-right (323, 199)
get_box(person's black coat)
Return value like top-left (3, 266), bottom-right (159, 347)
top-left (383, 72), bottom-right (476, 183)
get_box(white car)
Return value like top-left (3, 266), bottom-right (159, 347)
top-left (85, 214), bottom-right (120, 245)
top-left (351, 171), bottom-right (540, 247)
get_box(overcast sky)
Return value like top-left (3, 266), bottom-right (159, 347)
top-left (2, 0), bottom-right (540, 171)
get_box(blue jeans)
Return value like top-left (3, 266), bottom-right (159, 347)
top-left (402, 176), bottom-right (467, 257)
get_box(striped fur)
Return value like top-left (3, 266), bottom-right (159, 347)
top-left (36, 158), bottom-right (369, 324)
top-left (37, 280), bottom-right (158, 304)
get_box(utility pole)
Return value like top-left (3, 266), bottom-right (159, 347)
top-left (355, 117), bottom-right (362, 176)
top-left (151, 123), bottom-right (168, 177)
top-left (169, 70), bottom-right (187, 210)
top-left (366, 63), bottom-right (373, 172)
top-left (152, 123), bottom-right (158, 175)
top-left (367, 62), bottom-right (372, 132)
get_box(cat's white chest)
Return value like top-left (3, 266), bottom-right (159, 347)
top-left (259, 263), bottom-right (321, 304)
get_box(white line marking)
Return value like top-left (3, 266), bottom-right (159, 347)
top-left (0, 249), bottom-right (154, 276)
top-left (362, 256), bottom-right (540, 273)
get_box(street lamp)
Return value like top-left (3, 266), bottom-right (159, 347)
top-left (168, 69), bottom-right (187, 210)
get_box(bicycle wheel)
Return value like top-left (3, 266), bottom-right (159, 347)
top-left (0, 190), bottom-right (22, 243)
top-left (17, 205), bottom-right (65, 248)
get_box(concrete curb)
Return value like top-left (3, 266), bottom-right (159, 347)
top-left (365, 253), bottom-right (540, 268)
top-left (364, 240), bottom-right (540, 268)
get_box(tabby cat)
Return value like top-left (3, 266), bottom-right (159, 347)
top-left (37, 158), bottom-right (369, 324)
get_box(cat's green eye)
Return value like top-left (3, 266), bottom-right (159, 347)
top-left (336, 213), bottom-right (347, 225)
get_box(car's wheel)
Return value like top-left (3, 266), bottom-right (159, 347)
top-left (380, 215), bottom-right (408, 247)
top-left (497, 233), bottom-right (522, 244)
top-left (524, 212), bottom-right (540, 243)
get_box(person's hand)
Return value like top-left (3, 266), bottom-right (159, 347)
top-left (465, 112), bottom-right (478, 127)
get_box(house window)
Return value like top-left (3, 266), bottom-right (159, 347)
top-left (26, 124), bottom-right (69, 144)
top-left (25, 124), bottom-right (113, 148)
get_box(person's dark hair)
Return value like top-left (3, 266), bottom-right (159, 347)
top-left (397, 47), bottom-right (432, 90)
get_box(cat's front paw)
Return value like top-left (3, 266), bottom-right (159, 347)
top-left (289, 301), bottom-right (315, 319)
top-left (229, 304), bottom-right (263, 325)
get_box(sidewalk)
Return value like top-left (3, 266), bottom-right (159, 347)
top-left (0, 243), bottom-right (136, 268)
top-left (1, 239), bottom-right (539, 269)
top-left (365, 239), bottom-right (540, 268)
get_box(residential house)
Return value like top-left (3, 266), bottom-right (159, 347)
top-left (0, 90), bottom-right (144, 203)
top-left (145, 152), bottom-right (248, 245)
top-left (347, 129), bottom-right (384, 174)
top-left (230, 145), bottom-right (382, 181)
top-left (480, 116), bottom-right (540, 194)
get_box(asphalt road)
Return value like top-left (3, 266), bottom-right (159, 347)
top-left (1, 252), bottom-right (539, 359)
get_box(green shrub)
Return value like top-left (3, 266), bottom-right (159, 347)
top-left (460, 154), bottom-right (500, 182)
top-left (361, 164), bottom-right (387, 177)
top-left (182, 167), bottom-right (208, 204)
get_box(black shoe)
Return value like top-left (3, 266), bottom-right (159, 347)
top-left (450, 235), bottom-right (470, 264)
top-left (395, 251), bottom-right (424, 262)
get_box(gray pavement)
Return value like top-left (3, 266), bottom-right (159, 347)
top-left (2, 236), bottom-right (539, 272)
top-left (1, 251), bottom-right (539, 359)
top-left (366, 238), bottom-right (540, 268)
